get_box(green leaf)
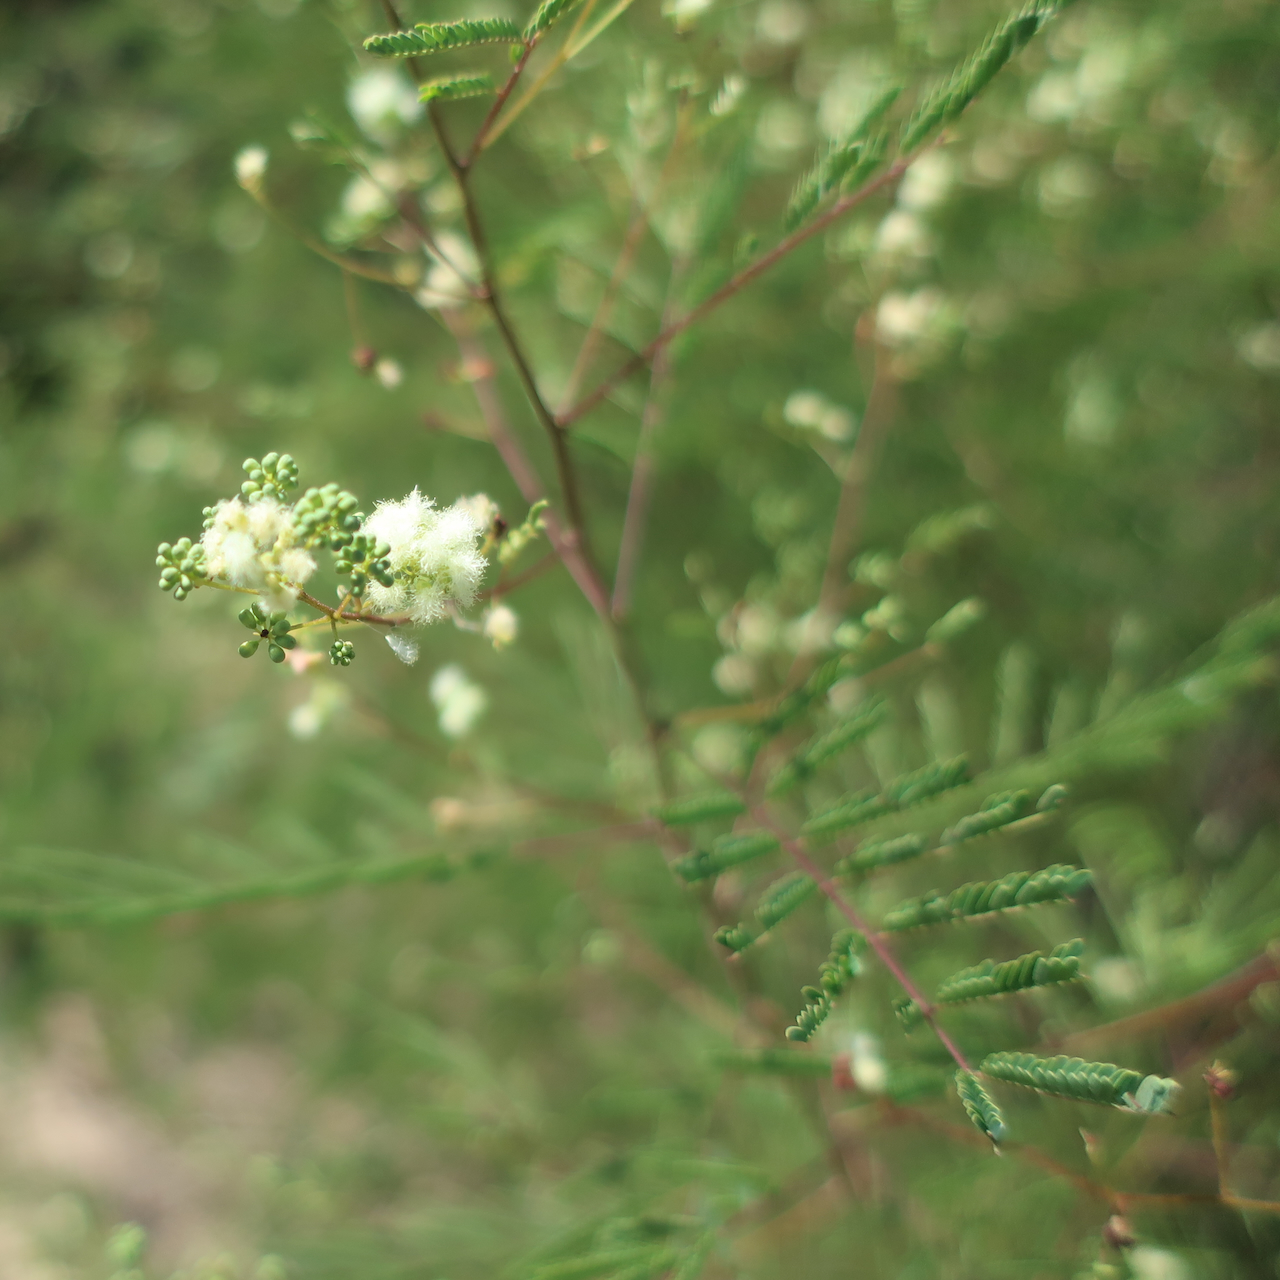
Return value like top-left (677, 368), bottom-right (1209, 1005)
top-left (783, 86), bottom-right (899, 232)
top-left (804, 756), bottom-right (971, 843)
top-left (934, 939), bottom-right (1084, 1004)
top-left (672, 830), bottom-right (779, 883)
top-left (785, 929), bottom-right (862, 1041)
top-left (653, 792), bottom-right (746, 826)
top-left (900, 0), bottom-right (1066, 152)
top-left (940, 789), bottom-right (1033, 845)
top-left (524, 0), bottom-right (587, 39)
top-left (836, 832), bottom-right (928, 875)
top-left (419, 74), bottom-right (495, 103)
top-left (882, 864), bottom-right (1091, 931)
top-left (802, 789), bottom-right (895, 842)
top-left (364, 18), bottom-right (522, 57)
top-left (885, 756), bottom-right (971, 808)
top-left (980, 1052), bottom-right (1180, 1115)
top-left (956, 1070), bottom-right (1006, 1143)
top-left (767, 697), bottom-right (888, 795)
top-left (755, 871), bottom-right (816, 931)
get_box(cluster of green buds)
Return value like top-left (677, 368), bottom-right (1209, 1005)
top-left (334, 530), bottom-right (394, 597)
top-left (237, 603), bottom-right (297, 662)
top-left (329, 638), bottom-right (355, 666)
top-left (242, 452), bottom-right (299, 501)
top-left (155, 538), bottom-right (208, 601)
top-left (293, 482), bottom-right (363, 549)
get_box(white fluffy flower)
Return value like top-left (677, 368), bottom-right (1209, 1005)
top-left (235, 145), bottom-right (268, 189)
top-left (456, 492), bottom-right (499, 532)
top-left (429, 663), bottom-right (487, 738)
top-left (362, 489), bottom-right (487, 625)
top-left (200, 496), bottom-right (315, 610)
top-left (483, 604), bottom-right (518, 650)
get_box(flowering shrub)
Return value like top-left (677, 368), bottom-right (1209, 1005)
top-left (7, 0), bottom-right (1280, 1275)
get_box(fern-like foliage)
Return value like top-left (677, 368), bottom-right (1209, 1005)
top-left (980, 1052), bottom-right (1181, 1115)
top-left (940, 789), bottom-right (1032, 845)
top-left (755, 870), bottom-right (816, 930)
top-left (524, 0), bottom-right (586, 39)
top-left (713, 870), bottom-right (816, 952)
top-left (836, 832), bottom-right (928, 875)
top-left (782, 132), bottom-right (884, 233)
top-left (899, 0), bottom-right (1070, 152)
top-left (785, 929), bottom-right (863, 1042)
top-left (364, 18), bottom-right (522, 57)
top-left (896, 940), bottom-right (1084, 1027)
top-left (935, 938), bottom-right (1084, 1003)
top-left (530, 1247), bottom-right (677, 1280)
top-left (803, 756), bottom-right (970, 842)
top-left (652, 792), bottom-right (745, 826)
top-left (672, 830), bottom-right (779, 883)
top-left (712, 923), bottom-right (754, 953)
top-left (419, 74), bottom-right (495, 103)
top-left (882, 864), bottom-right (1091, 931)
top-left (0, 839), bottom-right (469, 926)
top-left (956, 1070), bottom-right (1006, 1144)
top-left (767, 697), bottom-right (887, 795)
top-left (783, 86), bottom-right (900, 231)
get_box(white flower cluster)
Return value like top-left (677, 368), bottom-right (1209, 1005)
top-left (361, 489), bottom-right (487, 625)
top-left (201, 497), bottom-right (316, 611)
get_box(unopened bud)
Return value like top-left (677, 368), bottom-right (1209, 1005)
top-left (1101, 1215), bottom-right (1135, 1251)
top-left (1204, 1061), bottom-right (1238, 1100)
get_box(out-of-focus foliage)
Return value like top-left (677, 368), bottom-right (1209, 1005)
top-left (3, 0), bottom-right (1280, 1276)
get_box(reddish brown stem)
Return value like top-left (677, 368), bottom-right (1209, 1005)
top-left (557, 148), bottom-right (928, 428)
top-left (611, 262), bottom-right (684, 619)
top-left (463, 40), bottom-right (537, 168)
top-left (753, 808), bottom-right (975, 1075)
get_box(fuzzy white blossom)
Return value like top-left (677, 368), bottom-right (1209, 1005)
top-left (362, 489), bottom-right (487, 626)
top-left (483, 604), bottom-right (518, 650)
top-left (430, 664), bottom-right (487, 738)
top-left (456, 492), bottom-right (499, 532)
top-left (235, 145), bottom-right (269, 190)
top-left (200, 496), bottom-right (315, 611)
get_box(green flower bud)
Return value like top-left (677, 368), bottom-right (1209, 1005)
top-left (268, 643), bottom-right (286, 663)
top-left (239, 639), bottom-right (260, 657)
top-left (276, 633), bottom-right (297, 650)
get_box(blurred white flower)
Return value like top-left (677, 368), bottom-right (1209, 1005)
top-left (234, 145), bottom-right (268, 190)
top-left (1129, 1247), bottom-right (1191, 1280)
top-left (415, 231), bottom-right (478, 311)
top-left (876, 288), bottom-right (948, 349)
top-left (374, 357), bottom-right (403, 389)
top-left (712, 653), bottom-right (756, 696)
top-left (849, 1032), bottom-right (888, 1093)
top-left (456, 492), bottom-right (499, 530)
top-left (872, 210), bottom-right (933, 261)
top-left (430, 664), bottom-right (488, 738)
top-left (710, 73), bottom-right (747, 117)
top-left (201, 496), bottom-right (315, 611)
top-left (897, 151), bottom-right (954, 212)
top-left (363, 489), bottom-right (488, 626)
top-left (783, 389), bottom-right (856, 442)
top-left (347, 68), bottom-right (421, 142)
top-left (483, 604), bottom-right (519, 650)
top-left (756, 0), bottom-right (808, 45)
top-left (287, 680), bottom-right (349, 740)
top-left (1238, 322), bottom-right (1280, 372)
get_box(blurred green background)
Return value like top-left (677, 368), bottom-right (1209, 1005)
top-left (3, 0), bottom-right (1280, 1275)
